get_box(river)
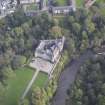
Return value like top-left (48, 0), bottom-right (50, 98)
top-left (51, 50), bottom-right (94, 105)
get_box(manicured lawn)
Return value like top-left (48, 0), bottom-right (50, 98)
top-left (32, 72), bottom-right (48, 88)
top-left (55, 0), bottom-right (68, 6)
top-left (2, 67), bottom-right (34, 105)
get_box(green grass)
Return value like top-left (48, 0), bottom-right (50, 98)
top-left (32, 72), bottom-right (48, 88)
top-left (2, 67), bottom-right (34, 105)
top-left (96, 0), bottom-right (105, 3)
top-left (1, 67), bottom-right (48, 105)
top-left (76, 0), bottom-right (84, 7)
top-left (55, 0), bottom-right (68, 6)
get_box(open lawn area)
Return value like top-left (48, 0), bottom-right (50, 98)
top-left (2, 67), bottom-right (34, 105)
top-left (32, 71), bottom-right (48, 88)
top-left (55, 0), bottom-right (68, 6)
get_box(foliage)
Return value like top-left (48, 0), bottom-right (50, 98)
top-left (51, 0), bottom-right (68, 6)
top-left (11, 55), bottom-right (26, 69)
top-left (67, 55), bottom-right (105, 105)
top-left (2, 67), bottom-right (33, 105)
top-left (0, 2), bottom-right (105, 105)
top-left (30, 50), bottom-right (70, 105)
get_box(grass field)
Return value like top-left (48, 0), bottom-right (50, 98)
top-left (32, 71), bottom-right (48, 88)
top-left (1, 67), bottom-right (48, 105)
top-left (2, 67), bottom-right (34, 105)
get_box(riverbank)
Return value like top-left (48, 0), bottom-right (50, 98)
top-left (51, 50), bottom-right (94, 105)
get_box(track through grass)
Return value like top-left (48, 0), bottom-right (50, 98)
top-left (2, 67), bottom-right (34, 105)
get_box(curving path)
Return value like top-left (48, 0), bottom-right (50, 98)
top-left (52, 50), bottom-right (94, 105)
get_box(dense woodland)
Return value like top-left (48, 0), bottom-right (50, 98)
top-left (0, 1), bottom-right (105, 105)
top-left (67, 55), bottom-right (105, 105)
top-left (65, 3), bottom-right (105, 105)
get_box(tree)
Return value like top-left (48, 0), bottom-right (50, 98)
top-left (66, 37), bottom-right (76, 57)
top-left (93, 37), bottom-right (102, 48)
top-left (11, 55), bottom-right (26, 69)
top-left (97, 94), bottom-right (105, 105)
top-left (1, 67), bottom-right (14, 80)
top-left (80, 39), bottom-right (89, 53)
top-left (101, 83), bottom-right (105, 95)
top-left (82, 31), bottom-right (88, 40)
top-left (80, 30), bottom-right (89, 52)
top-left (85, 18), bottom-right (95, 33)
top-left (50, 26), bottom-right (62, 38)
top-left (20, 99), bottom-right (30, 105)
top-left (72, 22), bottom-right (81, 35)
top-left (75, 89), bottom-right (83, 101)
top-left (68, 16), bottom-right (75, 24)
top-left (31, 87), bottom-right (46, 105)
top-left (14, 27), bottom-right (24, 38)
